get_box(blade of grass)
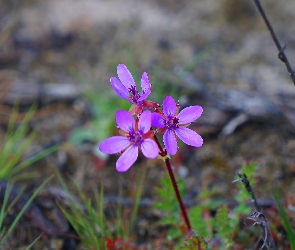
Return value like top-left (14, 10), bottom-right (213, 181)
top-left (0, 184), bottom-right (13, 235)
top-left (273, 189), bottom-right (295, 250)
top-left (25, 232), bottom-right (44, 250)
top-left (6, 185), bottom-right (26, 215)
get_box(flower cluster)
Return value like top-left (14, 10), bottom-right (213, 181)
top-left (99, 64), bottom-right (203, 172)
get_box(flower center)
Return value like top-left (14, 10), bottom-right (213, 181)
top-left (128, 85), bottom-right (141, 103)
top-left (165, 115), bottom-right (179, 130)
top-left (128, 129), bottom-right (144, 146)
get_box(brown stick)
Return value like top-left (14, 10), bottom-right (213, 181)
top-left (253, 0), bottom-right (295, 85)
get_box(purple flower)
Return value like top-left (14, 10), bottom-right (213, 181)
top-left (110, 64), bottom-right (158, 115)
top-left (151, 96), bottom-right (203, 155)
top-left (99, 110), bottom-right (159, 172)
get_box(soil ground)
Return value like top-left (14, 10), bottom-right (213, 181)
top-left (1, 0), bottom-right (295, 249)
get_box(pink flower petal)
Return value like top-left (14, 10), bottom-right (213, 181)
top-left (151, 113), bottom-right (165, 128)
top-left (117, 64), bottom-right (135, 89)
top-left (175, 127), bottom-right (203, 147)
top-left (163, 96), bottom-right (177, 117)
top-left (116, 145), bottom-right (138, 172)
top-left (164, 129), bottom-right (178, 155)
top-left (141, 138), bottom-right (159, 158)
top-left (110, 77), bottom-right (130, 101)
top-left (116, 110), bottom-right (135, 132)
top-left (141, 72), bottom-right (151, 92)
top-left (99, 136), bottom-right (130, 154)
top-left (138, 72), bottom-right (151, 101)
top-left (138, 110), bottom-right (151, 134)
top-left (177, 105), bottom-right (203, 124)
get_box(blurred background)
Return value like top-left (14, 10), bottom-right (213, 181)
top-left (1, 0), bottom-right (295, 248)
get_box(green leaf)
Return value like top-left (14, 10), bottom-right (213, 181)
top-left (215, 205), bottom-right (234, 249)
top-left (189, 206), bottom-right (212, 239)
top-left (167, 227), bottom-right (182, 241)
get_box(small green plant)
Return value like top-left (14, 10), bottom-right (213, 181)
top-left (153, 163), bottom-right (261, 249)
top-left (55, 165), bottom-right (146, 249)
top-left (212, 163), bottom-right (260, 249)
top-left (0, 105), bottom-right (58, 248)
top-left (58, 180), bottom-right (110, 249)
top-left (189, 186), bottom-right (225, 241)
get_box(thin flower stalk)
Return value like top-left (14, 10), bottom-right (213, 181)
top-left (153, 134), bottom-right (192, 233)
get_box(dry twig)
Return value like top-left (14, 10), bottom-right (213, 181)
top-left (253, 0), bottom-right (295, 85)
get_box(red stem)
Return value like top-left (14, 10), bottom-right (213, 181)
top-left (153, 134), bottom-right (192, 232)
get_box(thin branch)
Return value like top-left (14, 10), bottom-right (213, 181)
top-left (253, 0), bottom-right (295, 85)
top-left (237, 173), bottom-right (261, 212)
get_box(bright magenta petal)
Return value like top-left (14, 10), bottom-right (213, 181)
top-left (110, 77), bottom-right (130, 101)
top-left (116, 110), bottom-right (135, 132)
top-left (151, 113), bottom-right (165, 128)
top-left (141, 72), bottom-right (151, 92)
top-left (164, 129), bottom-right (178, 155)
top-left (141, 138), bottom-right (159, 158)
top-left (138, 72), bottom-right (151, 101)
top-left (177, 105), bottom-right (203, 124)
top-left (163, 96), bottom-right (177, 117)
top-left (116, 145), bottom-right (138, 172)
top-left (99, 136), bottom-right (130, 154)
top-left (117, 64), bottom-right (135, 89)
top-left (138, 110), bottom-right (151, 134)
top-left (175, 127), bottom-right (203, 147)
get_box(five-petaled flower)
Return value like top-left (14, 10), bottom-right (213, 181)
top-left (110, 64), bottom-right (158, 115)
top-left (99, 110), bottom-right (159, 172)
top-left (151, 96), bottom-right (203, 155)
